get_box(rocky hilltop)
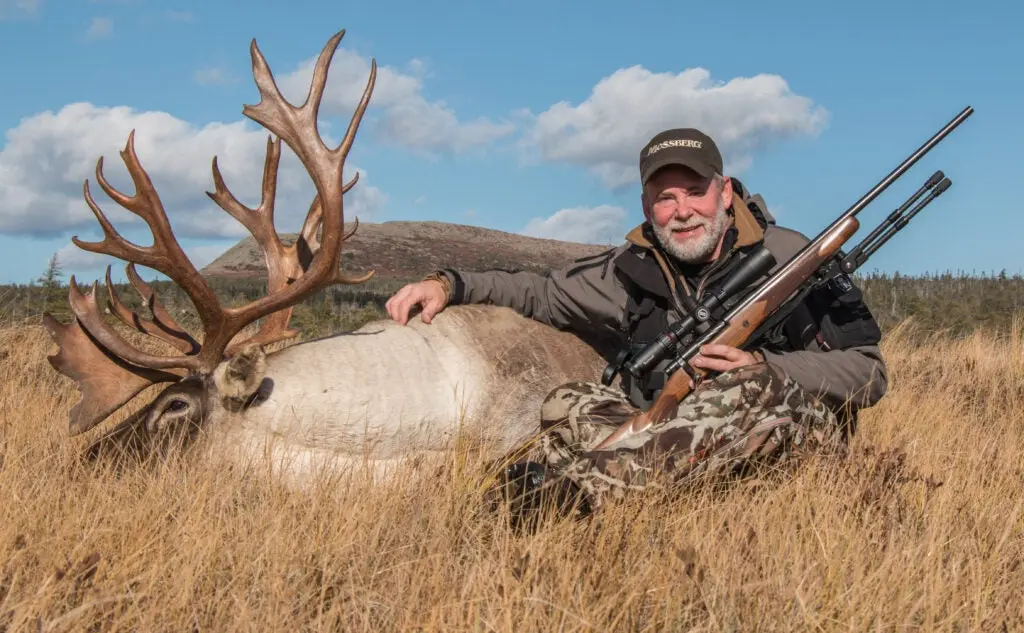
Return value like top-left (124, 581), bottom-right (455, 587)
top-left (201, 220), bottom-right (616, 281)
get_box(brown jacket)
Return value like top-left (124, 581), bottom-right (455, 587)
top-left (433, 195), bottom-right (888, 413)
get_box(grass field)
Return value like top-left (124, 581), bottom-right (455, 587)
top-left (2, 315), bottom-right (1023, 631)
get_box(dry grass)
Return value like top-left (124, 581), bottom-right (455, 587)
top-left (2, 317), bottom-right (1023, 632)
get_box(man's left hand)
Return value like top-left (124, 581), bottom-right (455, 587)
top-left (689, 343), bottom-right (762, 373)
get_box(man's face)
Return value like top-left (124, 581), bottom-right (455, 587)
top-left (642, 166), bottom-right (732, 265)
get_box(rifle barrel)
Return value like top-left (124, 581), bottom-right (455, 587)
top-left (722, 107), bottom-right (973, 322)
top-left (742, 175), bottom-right (953, 349)
top-left (825, 106), bottom-right (971, 231)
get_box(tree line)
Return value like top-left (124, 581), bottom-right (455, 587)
top-left (3, 256), bottom-right (1023, 341)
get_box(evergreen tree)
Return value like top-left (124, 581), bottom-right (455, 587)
top-left (37, 253), bottom-right (66, 317)
top-left (38, 253), bottom-right (62, 285)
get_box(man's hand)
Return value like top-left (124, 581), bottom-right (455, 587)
top-left (385, 279), bottom-right (449, 325)
top-left (689, 343), bottom-right (761, 374)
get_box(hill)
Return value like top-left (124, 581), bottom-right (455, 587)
top-left (200, 220), bottom-right (615, 281)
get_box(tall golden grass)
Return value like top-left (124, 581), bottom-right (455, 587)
top-left (2, 317), bottom-right (1023, 632)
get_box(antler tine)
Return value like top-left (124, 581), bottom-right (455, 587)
top-left (225, 310), bottom-right (298, 356)
top-left (104, 265), bottom-right (200, 355)
top-left (45, 28), bottom-right (380, 437)
top-left (294, 198), bottom-right (366, 280)
top-left (293, 200), bottom-right (361, 273)
top-left (73, 132), bottom-right (232, 371)
top-left (207, 134), bottom-right (305, 355)
top-left (304, 172), bottom-right (360, 250)
top-left (68, 277), bottom-right (202, 372)
top-left (291, 134), bottom-right (367, 285)
top-left (342, 171), bottom-right (360, 194)
top-left (79, 133), bottom-right (221, 311)
top-left (123, 264), bottom-right (200, 351)
top-left (301, 199), bottom-right (323, 250)
top-left (43, 310), bottom-right (184, 435)
top-left (221, 172), bottom-right (365, 356)
top-left (207, 136), bottom-right (291, 273)
top-left (63, 29), bottom-right (375, 385)
top-left (343, 217), bottom-right (360, 241)
top-left (294, 196), bottom-right (323, 272)
top-left (199, 29), bottom-right (377, 347)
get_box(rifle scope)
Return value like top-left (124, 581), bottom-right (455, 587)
top-left (619, 245), bottom-right (777, 380)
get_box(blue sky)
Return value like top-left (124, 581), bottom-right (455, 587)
top-left (0, 0), bottom-right (1019, 285)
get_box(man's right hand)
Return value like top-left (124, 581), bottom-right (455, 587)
top-left (385, 279), bottom-right (449, 325)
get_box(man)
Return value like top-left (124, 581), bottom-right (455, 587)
top-left (385, 127), bottom-right (888, 519)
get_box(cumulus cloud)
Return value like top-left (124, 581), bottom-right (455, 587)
top-left (521, 205), bottom-right (629, 245)
top-left (55, 241), bottom-right (118, 274)
top-left (277, 48), bottom-right (514, 153)
top-left (521, 66), bottom-right (828, 188)
top-left (0, 102), bottom-right (387, 242)
top-left (53, 241), bottom-right (232, 284)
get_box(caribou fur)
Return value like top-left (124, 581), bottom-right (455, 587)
top-left (87, 304), bottom-right (609, 486)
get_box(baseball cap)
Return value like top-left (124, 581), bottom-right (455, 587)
top-left (639, 128), bottom-right (723, 185)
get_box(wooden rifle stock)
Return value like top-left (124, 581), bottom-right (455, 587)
top-left (593, 217), bottom-right (861, 449)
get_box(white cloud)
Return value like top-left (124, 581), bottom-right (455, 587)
top-left (85, 16), bottom-right (113, 40)
top-left (0, 102), bottom-right (387, 243)
top-left (277, 48), bottom-right (514, 153)
top-left (55, 241), bottom-right (118, 274)
top-left (0, 0), bottom-right (39, 20)
top-left (521, 205), bottom-right (628, 245)
top-left (53, 240), bottom-right (240, 283)
top-left (375, 100), bottom-right (515, 154)
top-left (521, 66), bottom-right (828, 188)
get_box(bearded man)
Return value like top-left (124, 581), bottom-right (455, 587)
top-left (385, 128), bottom-right (888, 518)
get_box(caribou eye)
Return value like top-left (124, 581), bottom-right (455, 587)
top-left (167, 399), bottom-right (188, 412)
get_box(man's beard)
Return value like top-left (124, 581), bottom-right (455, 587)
top-left (651, 198), bottom-right (731, 265)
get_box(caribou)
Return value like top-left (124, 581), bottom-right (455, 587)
top-left (42, 29), bottom-right (608, 486)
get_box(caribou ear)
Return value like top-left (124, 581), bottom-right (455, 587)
top-left (213, 343), bottom-right (267, 403)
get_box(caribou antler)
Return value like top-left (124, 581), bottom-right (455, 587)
top-left (207, 136), bottom-right (363, 356)
top-left (44, 29), bottom-right (377, 435)
top-left (104, 264), bottom-right (201, 355)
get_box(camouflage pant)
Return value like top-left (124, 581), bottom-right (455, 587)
top-left (520, 362), bottom-right (846, 511)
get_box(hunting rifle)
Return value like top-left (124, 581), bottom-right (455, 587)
top-left (593, 105), bottom-right (973, 451)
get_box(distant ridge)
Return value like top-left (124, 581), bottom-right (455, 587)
top-left (201, 220), bottom-right (617, 281)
